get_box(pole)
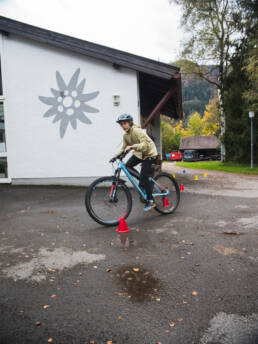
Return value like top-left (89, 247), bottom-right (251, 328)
top-left (251, 116), bottom-right (254, 169)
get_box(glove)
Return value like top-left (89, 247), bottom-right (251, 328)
top-left (109, 157), bottom-right (116, 163)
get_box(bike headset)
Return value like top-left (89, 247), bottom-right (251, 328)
top-left (116, 114), bottom-right (134, 127)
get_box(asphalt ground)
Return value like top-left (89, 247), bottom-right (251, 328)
top-left (0, 164), bottom-right (258, 344)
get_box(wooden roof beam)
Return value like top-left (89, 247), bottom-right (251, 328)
top-left (142, 82), bottom-right (178, 129)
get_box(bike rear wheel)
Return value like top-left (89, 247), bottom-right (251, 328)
top-left (153, 172), bottom-right (180, 214)
top-left (85, 176), bottom-right (132, 226)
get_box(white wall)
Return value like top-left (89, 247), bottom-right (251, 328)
top-left (1, 34), bottom-right (140, 180)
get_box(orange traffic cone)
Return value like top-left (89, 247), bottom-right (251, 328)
top-left (180, 184), bottom-right (184, 191)
top-left (116, 217), bottom-right (130, 233)
top-left (163, 196), bottom-right (171, 207)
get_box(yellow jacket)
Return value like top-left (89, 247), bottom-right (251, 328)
top-left (115, 125), bottom-right (157, 160)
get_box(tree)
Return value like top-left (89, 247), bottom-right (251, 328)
top-left (187, 112), bottom-right (203, 136)
top-left (169, 0), bottom-right (243, 160)
top-left (202, 97), bottom-right (221, 136)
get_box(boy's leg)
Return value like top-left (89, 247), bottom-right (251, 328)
top-left (139, 157), bottom-right (155, 201)
top-left (126, 155), bottom-right (142, 174)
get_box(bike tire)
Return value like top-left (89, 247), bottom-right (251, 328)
top-left (85, 176), bottom-right (132, 226)
top-left (153, 172), bottom-right (180, 215)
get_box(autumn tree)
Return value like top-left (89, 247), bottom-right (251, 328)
top-left (202, 97), bottom-right (221, 136)
top-left (187, 112), bottom-right (203, 136)
top-left (169, 0), bottom-right (243, 160)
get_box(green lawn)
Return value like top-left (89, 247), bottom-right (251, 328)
top-left (175, 161), bottom-right (258, 175)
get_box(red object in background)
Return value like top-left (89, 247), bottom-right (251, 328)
top-left (169, 151), bottom-right (182, 161)
top-left (180, 184), bottom-right (184, 191)
top-left (163, 197), bottom-right (171, 207)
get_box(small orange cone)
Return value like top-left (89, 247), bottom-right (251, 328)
top-left (116, 217), bottom-right (130, 233)
top-left (180, 184), bottom-right (184, 191)
top-left (163, 196), bottom-right (171, 207)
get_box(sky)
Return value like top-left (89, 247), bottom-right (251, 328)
top-left (0, 0), bottom-right (183, 63)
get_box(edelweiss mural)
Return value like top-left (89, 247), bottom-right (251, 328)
top-left (39, 69), bottom-right (99, 138)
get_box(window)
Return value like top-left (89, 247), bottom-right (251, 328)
top-left (0, 102), bottom-right (5, 153)
top-left (0, 157), bottom-right (7, 178)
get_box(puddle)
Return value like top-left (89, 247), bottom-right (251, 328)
top-left (116, 265), bottom-right (159, 302)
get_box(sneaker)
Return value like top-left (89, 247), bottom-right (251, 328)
top-left (144, 200), bottom-right (156, 212)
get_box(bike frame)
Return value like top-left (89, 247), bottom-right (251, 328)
top-left (112, 159), bottom-right (169, 201)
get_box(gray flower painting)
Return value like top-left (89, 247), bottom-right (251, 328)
top-left (39, 69), bottom-right (99, 138)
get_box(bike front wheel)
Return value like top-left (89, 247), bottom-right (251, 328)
top-left (153, 172), bottom-right (180, 214)
top-left (85, 176), bottom-right (132, 226)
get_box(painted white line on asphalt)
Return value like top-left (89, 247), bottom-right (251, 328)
top-left (2, 247), bottom-right (106, 281)
top-left (200, 312), bottom-right (258, 344)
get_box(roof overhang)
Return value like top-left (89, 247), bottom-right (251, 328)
top-left (0, 16), bottom-right (182, 119)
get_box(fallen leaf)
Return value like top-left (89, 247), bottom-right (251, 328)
top-left (106, 341), bottom-right (112, 344)
top-left (93, 266), bottom-right (98, 269)
top-left (50, 294), bottom-right (57, 299)
top-left (118, 316), bottom-right (122, 320)
top-left (127, 277), bottom-right (133, 281)
top-left (43, 305), bottom-right (50, 309)
top-left (223, 231), bottom-right (241, 235)
top-left (106, 268), bottom-right (112, 272)
top-left (213, 245), bottom-right (238, 256)
top-left (46, 210), bottom-right (55, 214)
top-left (177, 317), bottom-right (183, 322)
top-left (183, 300), bottom-right (188, 304)
top-left (169, 322), bottom-right (175, 327)
top-left (35, 321), bottom-right (41, 326)
top-left (192, 291), bottom-right (198, 296)
top-left (48, 338), bottom-right (53, 343)
top-left (125, 270), bottom-right (130, 274)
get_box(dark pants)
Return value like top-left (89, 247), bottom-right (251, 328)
top-left (126, 155), bottom-right (155, 200)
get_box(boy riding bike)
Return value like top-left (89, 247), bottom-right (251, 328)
top-left (110, 113), bottom-right (158, 211)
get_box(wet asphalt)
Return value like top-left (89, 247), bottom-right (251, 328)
top-left (0, 169), bottom-right (258, 344)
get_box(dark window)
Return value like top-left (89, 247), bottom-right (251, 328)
top-left (0, 157), bottom-right (8, 178)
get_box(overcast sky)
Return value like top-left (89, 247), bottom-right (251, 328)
top-left (0, 0), bottom-right (183, 63)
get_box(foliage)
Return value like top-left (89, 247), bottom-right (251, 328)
top-left (176, 161), bottom-right (258, 174)
top-left (187, 112), bottom-right (203, 136)
top-left (173, 60), bottom-right (217, 118)
top-left (202, 97), bottom-right (221, 136)
top-left (243, 53), bottom-right (258, 111)
top-left (222, 0), bottom-right (258, 162)
top-left (168, 0), bottom-right (240, 93)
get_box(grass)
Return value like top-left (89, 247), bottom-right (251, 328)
top-left (175, 161), bottom-right (258, 175)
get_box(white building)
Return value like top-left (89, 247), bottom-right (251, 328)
top-left (0, 16), bottom-right (182, 185)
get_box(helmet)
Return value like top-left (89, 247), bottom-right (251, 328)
top-left (116, 113), bottom-right (133, 123)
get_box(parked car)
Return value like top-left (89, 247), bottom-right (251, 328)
top-left (183, 150), bottom-right (200, 162)
top-left (166, 151), bottom-right (182, 161)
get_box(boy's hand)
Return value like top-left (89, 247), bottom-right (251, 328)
top-left (109, 157), bottom-right (116, 163)
top-left (125, 146), bottom-right (132, 152)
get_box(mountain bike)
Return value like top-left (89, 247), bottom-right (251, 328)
top-left (85, 151), bottom-right (180, 226)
